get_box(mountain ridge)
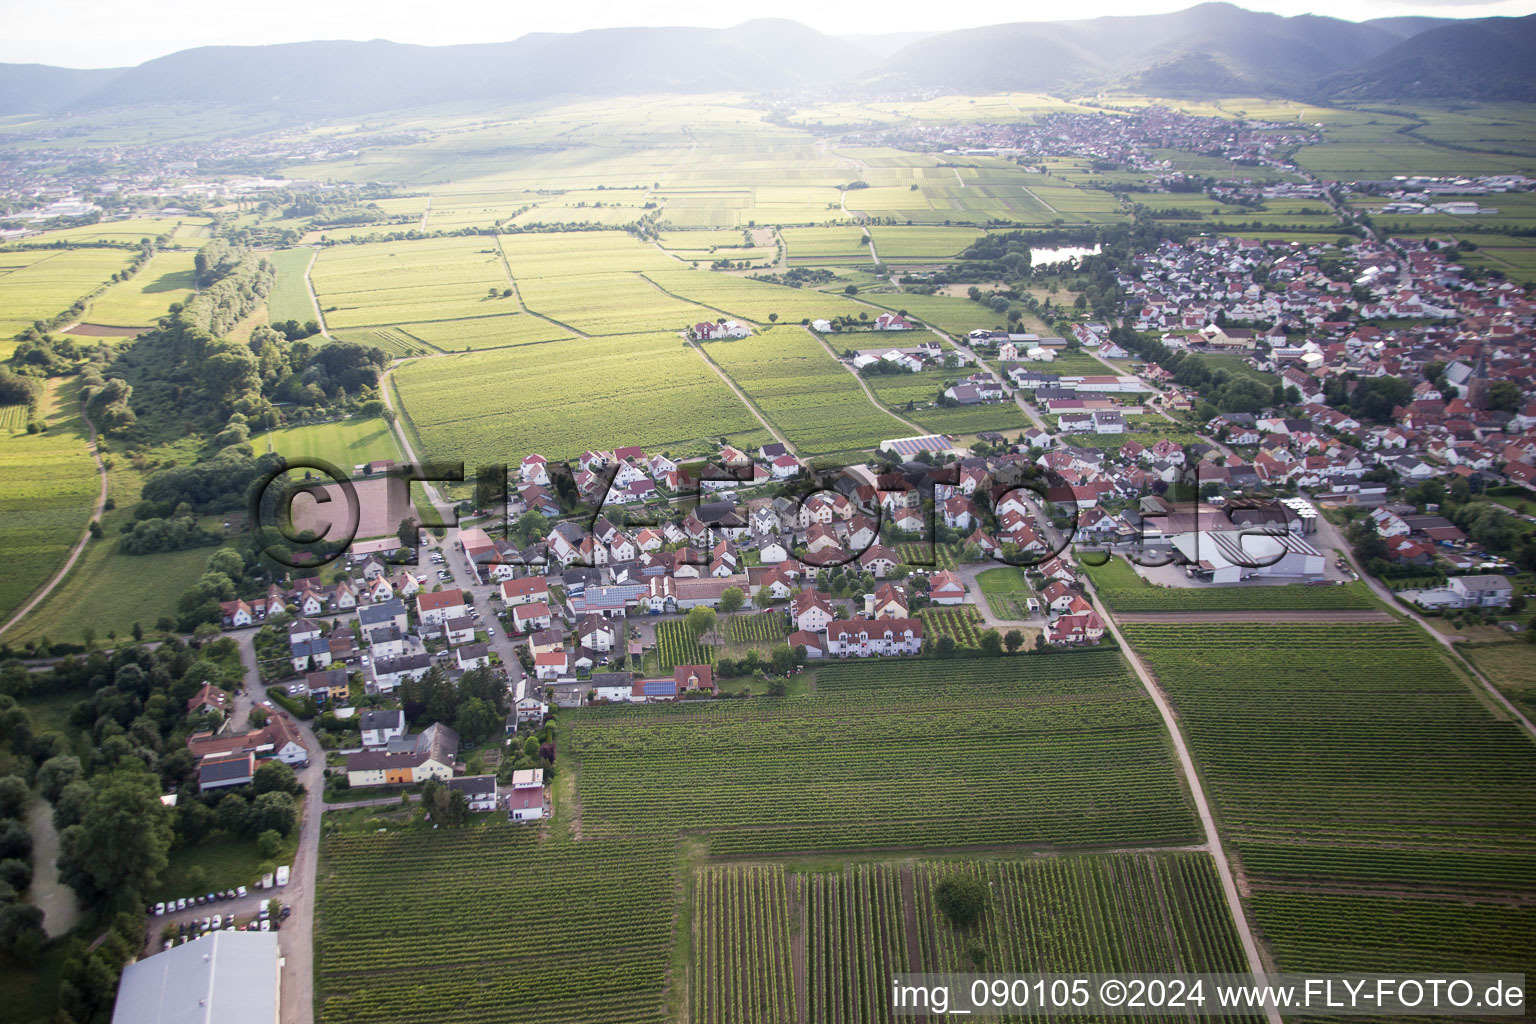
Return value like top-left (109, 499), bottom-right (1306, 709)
top-left (0, 5), bottom-right (1526, 119)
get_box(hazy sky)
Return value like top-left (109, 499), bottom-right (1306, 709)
top-left (4, 0), bottom-right (1533, 68)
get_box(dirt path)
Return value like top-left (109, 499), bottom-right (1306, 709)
top-left (685, 339), bottom-right (797, 456)
top-left (495, 235), bottom-right (588, 338)
top-left (1088, 590), bottom-right (1284, 1024)
top-left (0, 396), bottom-right (108, 641)
top-left (1112, 608), bottom-right (1395, 623)
top-left (27, 798), bottom-right (80, 937)
top-left (419, 195), bottom-right (431, 232)
top-left (302, 248), bottom-right (332, 339)
top-left (802, 326), bottom-right (927, 435)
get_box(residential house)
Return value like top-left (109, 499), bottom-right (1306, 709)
top-left (826, 617), bottom-right (923, 657)
top-left (359, 709), bottom-right (406, 747)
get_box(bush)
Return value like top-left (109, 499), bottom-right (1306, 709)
top-left (934, 874), bottom-right (989, 928)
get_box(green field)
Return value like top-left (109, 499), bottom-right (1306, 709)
top-left (570, 649), bottom-right (1198, 855)
top-left (253, 416), bottom-right (402, 469)
top-left (868, 225), bottom-right (985, 261)
top-left (391, 313), bottom-right (573, 351)
top-left (393, 333), bottom-right (770, 464)
top-left (317, 827), bottom-right (674, 1024)
top-left (781, 226), bottom-right (870, 265)
top-left (1084, 555), bottom-right (1377, 611)
top-left (644, 269), bottom-right (866, 324)
top-left (266, 247), bottom-right (319, 324)
top-left (0, 247), bottom-right (137, 345)
top-left (703, 328), bottom-right (908, 455)
top-left (976, 566), bottom-right (1034, 618)
top-left (698, 853), bottom-right (1259, 1024)
top-left (0, 380), bottom-right (100, 630)
top-left (1123, 622), bottom-right (1536, 980)
top-left (310, 236), bottom-right (516, 329)
top-left (84, 248), bottom-right (197, 328)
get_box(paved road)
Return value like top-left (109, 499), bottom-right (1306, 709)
top-left (1086, 585), bottom-right (1284, 1024)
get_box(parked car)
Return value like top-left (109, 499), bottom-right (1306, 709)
top-left (154, 902), bottom-right (165, 916)
top-left (211, 915), bottom-right (221, 929)
top-left (259, 919), bottom-right (270, 932)
top-left (280, 904), bottom-right (291, 920)
top-left (236, 886), bottom-right (248, 899)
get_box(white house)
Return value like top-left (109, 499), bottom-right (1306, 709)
top-left (359, 709), bottom-right (406, 748)
top-left (826, 617), bottom-right (923, 657)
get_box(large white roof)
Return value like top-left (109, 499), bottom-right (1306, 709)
top-left (111, 930), bottom-right (278, 1024)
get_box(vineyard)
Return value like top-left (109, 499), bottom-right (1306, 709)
top-left (645, 270), bottom-right (865, 324)
top-left (655, 619), bottom-right (716, 670)
top-left (315, 827), bottom-right (675, 1024)
top-left (1085, 555), bottom-right (1378, 611)
top-left (392, 332), bottom-right (770, 464)
top-left (695, 853), bottom-right (1259, 1024)
top-left (704, 328), bottom-right (908, 455)
top-left (1122, 622), bottom-right (1536, 983)
top-left (920, 604), bottom-right (985, 647)
top-left (0, 404), bottom-right (28, 433)
top-left (726, 610), bottom-right (789, 644)
top-left (309, 235), bottom-right (516, 329)
top-left (896, 543), bottom-right (958, 571)
top-left (976, 567), bottom-right (1034, 619)
top-left (567, 649), bottom-right (1199, 854)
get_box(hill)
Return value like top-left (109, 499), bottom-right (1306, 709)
top-left (863, 3), bottom-right (1443, 97)
top-left (0, 6), bottom-right (1522, 118)
top-left (1321, 14), bottom-right (1536, 103)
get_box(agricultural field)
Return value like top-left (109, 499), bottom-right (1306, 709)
top-left (644, 270), bottom-right (865, 324)
top-left (514, 272), bottom-right (717, 336)
top-left (855, 292), bottom-right (1010, 339)
top-left (1084, 555), bottom-right (1377, 611)
top-left (84, 249), bottom-right (196, 328)
top-left (919, 604), bottom-right (985, 647)
top-left (252, 416), bottom-right (401, 470)
top-left (392, 332), bottom-right (770, 464)
top-left (1122, 622), bottom-right (1536, 981)
top-left (316, 826), bottom-right (675, 1024)
top-left (569, 648), bottom-right (1199, 855)
top-left (862, 366), bottom-right (1035, 437)
top-left (703, 328), bottom-right (907, 455)
top-left (0, 247), bottom-right (137, 346)
top-left (266, 247), bottom-right (319, 324)
top-left (0, 380), bottom-right (100, 630)
top-left (309, 236), bottom-right (514, 329)
top-left (896, 543), bottom-right (958, 571)
top-left (725, 610), bottom-right (789, 645)
top-left (655, 619), bottom-right (716, 670)
top-left (16, 216), bottom-right (189, 246)
top-left (394, 312), bottom-right (573, 351)
top-left (976, 567), bottom-right (1034, 619)
top-left (696, 852), bottom-right (1257, 1024)
top-left (780, 227), bottom-right (870, 266)
top-left (867, 225), bottom-right (984, 261)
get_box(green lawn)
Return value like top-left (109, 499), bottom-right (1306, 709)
top-left (267, 248), bottom-right (320, 325)
top-left (153, 827), bottom-right (300, 902)
top-left (253, 416), bottom-right (402, 470)
top-left (976, 566), bottom-right (1034, 619)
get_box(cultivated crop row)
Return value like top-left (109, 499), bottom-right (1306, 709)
top-left (1121, 622), bottom-right (1536, 988)
top-left (655, 619), bottom-right (715, 670)
top-left (726, 610), bottom-right (789, 644)
top-left (921, 604), bottom-right (984, 647)
top-left (315, 829), bottom-right (674, 1024)
top-left (692, 865), bottom-right (796, 1024)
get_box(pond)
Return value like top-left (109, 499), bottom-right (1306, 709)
top-left (27, 798), bottom-right (81, 937)
top-left (1030, 244), bottom-right (1101, 267)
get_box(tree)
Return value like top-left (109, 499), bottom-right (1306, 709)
top-left (0, 776), bottom-right (28, 819)
top-left (770, 644), bottom-right (795, 676)
top-left (173, 799), bottom-right (215, 846)
top-left (57, 768), bottom-right (172, 907)
top-left (252, 791), bottom-right (297, 837)
top-left (936, 635), bottom-right (957, 657)
top-left (397, 517), bottom-right (418, 549)
top-left (252, 760), bottom-right (299, 797)
top-left (978, 629), bottom-right (1003, 657)
top-left (249, 705), bottom-right (270, 728)
top-left (216, 792), bottom-right (251, 835)
top-left (685, 606), bottom-right (719, 646)
top-left (1487, 380), bottom-right (1521, 413)
top-left (256, 828), bottom-right (283, 860)
top-left (454, 697), bottom-right (500, 746)
top-left (1003, 629), bottom-right (1024, 654)
top-left (934, 874), bottom-right (990, 928)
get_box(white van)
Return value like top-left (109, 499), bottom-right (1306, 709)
top-left (275, 865), bottom-right (290, 887)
